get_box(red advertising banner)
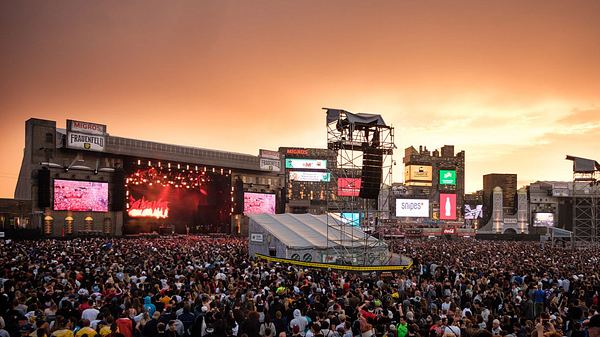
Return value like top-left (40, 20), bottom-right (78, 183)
top-left (337, 178), bottom-right (361, 197)
top-left (439, 193), bottom-right (457, 220)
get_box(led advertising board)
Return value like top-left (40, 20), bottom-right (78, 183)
top-left (340, 212), bottom-right (361, 227)
top-left (404, 165), bottom-right (432, 186)
top-left (285, 159), bottom-right (327, 170)
top-left (289, 171), bottom-right (331, 182)
top-left (337, 178), bottom-right (361, 197)
top-left (464, 205), bottom-right (483, 219)
top-left (395, 199), bottom-right (430, 217)
top-left (439, 170), bottom-right (457, 185)
top-left (439, 193), bottom-right (457, 220)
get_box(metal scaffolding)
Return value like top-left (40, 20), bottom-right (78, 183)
top-left (566, 155), bottom-right (600, 245)
top-left (324, 108), bottom-right (395, 265)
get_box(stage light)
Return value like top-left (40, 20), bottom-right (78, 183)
top-left (168, 163), bottom-right (171, 168)
top-left (148, 161), bottom-right (151, 166)
top-left (137, 160), bottom-right (141, 165)
top-left (186, 165), bottom-right (189, 170)
top-left (212, 168), bottom-right (215, 173)
top-left (158, 162), bottom-right (161, 167)
top-left (195, 166), bottom-right (198, 171)
top-left (177, 164), bottom-right (181, 169)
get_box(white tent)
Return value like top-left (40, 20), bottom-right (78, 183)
top-left (248, 213), bottom-right (389, 265)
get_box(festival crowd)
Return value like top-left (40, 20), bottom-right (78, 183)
top-left (0, 237), bottom-right (598, 337)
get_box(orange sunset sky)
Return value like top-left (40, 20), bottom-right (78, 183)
top-left (1, 0), bottom-right (599, 198)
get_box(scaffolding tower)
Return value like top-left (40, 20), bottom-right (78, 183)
top-left (566, 155), bottom-right (600, 245)
top-left (324, 108), bottom-right (395, 265)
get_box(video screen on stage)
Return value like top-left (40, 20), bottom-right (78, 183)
top-left (125, 166), bottom-right (231, 234)
top-left (53, 179), bottom-right (108, 212)
top-left (533, 213), bottom-right (555, 227)
top-left (244, 192), bottom-right (276, 215)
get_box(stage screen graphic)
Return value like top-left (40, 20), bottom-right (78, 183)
top-left (464, 205), bottom-right (483, 219)
top-left (244, 192), bottom-right (276, 215)
top-left (337, 178), bottom-right (361, 197)
top-left (533, 213), bottom-right (555, 227)
top-left (53, 179), bottom-right (108, 212)
top-left (125, 166), bottom-right (231, 234)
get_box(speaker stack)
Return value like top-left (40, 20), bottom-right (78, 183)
top-left (358, 146), bottom-right (383, 199)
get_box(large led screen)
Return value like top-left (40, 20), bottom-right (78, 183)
top-left (396, 199), bottom-right (430, 217)
top-left (244, 192), bottom-right (276, 215)
top-left (285, 159), bottom-right (327, 170)
top-left (125, 169), bottom-right (231, 234)
top-left (338, 178), bottom-right (361, 197)
top-left (439, 193), bottom-right (457, 220)
top-left (464, 205), bottom-right (483, 220)
top-left (533, 213), bottom-right (555, 227)
top-left (340, 212), bottom-right (361, 227)
top-left (53, 179), bottom-right (109, 212)
top-left (289, 171), bottom-right (330, 182)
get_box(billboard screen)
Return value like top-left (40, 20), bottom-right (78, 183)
top-left (395, 199), bottom-right (430, 217)
top-left (340, 212), bottom-right (361, 227)
top-left (404, 165), bottom-right (432, 186)
top-left (439, 170), bottom-right (457, 185)
top-left (533, 213), bottom-right (555, 227)
top-left (285, 159), bottom-right (327, 170)
top-left (289, 171), bottom-right (331, 182)
top-left (53, 179), bottom-right (109, 212)
top-left (464, 205), bottom-right (483, 219)
top-left (244, 192), bottom-right (276, 215)
top-left (337, 178), bottom-right (361, 196)
top-left (439, 193), bottom-right (457, 220)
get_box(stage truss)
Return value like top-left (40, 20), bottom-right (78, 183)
top-left (324, 108), bottom-right (395, 265)
top-left (567, 155), bottom-right (600, 245)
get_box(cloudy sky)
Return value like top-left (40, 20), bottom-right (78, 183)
top-left (1, 0), bottom-right (599, 198)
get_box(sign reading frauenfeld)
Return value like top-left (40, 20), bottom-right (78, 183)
top-left (259, 158), bottom-right (281, 172)
top-left (66, 132), bottom-right (106, 152)
top-left (439, 193), bottom-right (457, 220)
top-left (439, 170), bottom-right (457, 185)
top-left (67, 120), bottom-right (107, 136)
top-left (395, 199), bottom-right (430, 217)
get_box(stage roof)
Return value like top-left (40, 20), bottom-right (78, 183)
top-left (566, 155), bottom-right (600, 173)
top-left (325, 108), bottom-right (387, 126)
top-left (248, 213), bottom-right (383, 250)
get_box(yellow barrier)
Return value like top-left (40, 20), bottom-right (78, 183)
top-left (255, 253), bottom-right (412, 272)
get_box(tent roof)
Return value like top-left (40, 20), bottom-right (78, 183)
top-left (248, 213), bottom-right (384, 250)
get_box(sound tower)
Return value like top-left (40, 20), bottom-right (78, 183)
top-left (37, 168), bottom-right (51, 208)
top-left (234, 178), bottom-right (244, 214)
top-left (359, 146), bottom-right (383, 199)
top-left (111, 168), bottom-right (126, 211)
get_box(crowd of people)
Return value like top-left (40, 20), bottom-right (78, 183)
top-left (0, 237), bottom-right (598, 337)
